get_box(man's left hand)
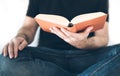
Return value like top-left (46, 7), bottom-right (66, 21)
top-left (49, 26), bottom-right (93, 49)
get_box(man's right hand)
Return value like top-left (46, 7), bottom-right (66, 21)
top-left (2, 36), bottom-right (28, 59)
top-left (1, 16), bottom-right (39, 59)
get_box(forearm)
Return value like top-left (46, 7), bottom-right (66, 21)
top-left (78, 22), bottom-right (109, 49)
top-left (16, 26), bottom-right (36, 44)
top-left (78, 36), bottom-right (109, 49)
top-left (15, 17), bottom-right (38, 44)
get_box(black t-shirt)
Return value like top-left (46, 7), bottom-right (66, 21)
top-left (26, 0), bottom-right (109, 50)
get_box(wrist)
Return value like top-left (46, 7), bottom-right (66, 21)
top-left (16, 33), bottom-right (29, 43)
top-left (75, 39), bottom-right (88, 49)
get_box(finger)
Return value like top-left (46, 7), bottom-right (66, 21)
top-left (85, 26), bottom-right (93, 33)
top-left (60, 28), bottom-right (73, 37)
top-left (84, 26), bottom-right (93, 36)
top-left (8, 41), bottom-right (14, 59)
top-left (13, 39), bottom-right (19, 58)
top-left (2, 44), bottom-right (8, 57)
top-left (50, 27), bottom-right (67, 39)
top-left (19, 40), bottom-right (28, 51)
top-left (60, 28), bottom-right (77, 43)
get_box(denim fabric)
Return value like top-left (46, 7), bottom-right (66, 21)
top-left (0, 44), bottom-right (120, 76)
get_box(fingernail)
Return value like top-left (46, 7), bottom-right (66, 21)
top-left (49, 27), bottom-right (52, 30)
top-left (10, 55), bottom-right (13, 59)
top-left (49, 28), bottom-right (53, 32)
top-left (52, 27), bottom-right (56, 30)
top-left (88, 27), bottom-right (93, 32)
top-left (50, 27), bottom-right (56, 34)
top-left (14, 56), bottom-right (17, 58)
top-left (90, 26), bottom-right (93, 30)
top-left (4, 54), bottom-right (7, 57)
top-left (19, 46), bottom-right (23, 50)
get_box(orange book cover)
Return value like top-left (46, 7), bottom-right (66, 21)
top-left (34, 12), bottom-right (107, 33)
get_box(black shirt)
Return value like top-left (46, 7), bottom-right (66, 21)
top-left (26, 0), bottom-right (109, 50)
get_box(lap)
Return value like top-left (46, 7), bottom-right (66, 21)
top-left (0, 44), bottom-right (120, 76)
top-left (78, 53), bottom-right (120, 76)
top-left (0, 47), bottom-right (71, 76)
top-left (69, 45), bottom-right (120, 76)
top-left (76, 44), bottom-right (120, 76)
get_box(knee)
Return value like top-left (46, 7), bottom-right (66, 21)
top-left (0, 55), bottom-right (12, 75)
top-left (0, 55), bottom-right (16, 69)
top-left (0, 55), bottom-right (31, 76)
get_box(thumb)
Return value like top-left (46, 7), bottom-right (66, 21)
top-left (84, 26), bottom-right (93, 36)
top-left (19, 40), bottom-right (28, 51)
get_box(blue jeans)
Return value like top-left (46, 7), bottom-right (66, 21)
top-left (0, 44), bottom-right (120, 76)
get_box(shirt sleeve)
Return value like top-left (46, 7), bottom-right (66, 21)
top-left (98, 0), bottom-right (109, 21)
top-left (26, 0), bottom-right (39, 18)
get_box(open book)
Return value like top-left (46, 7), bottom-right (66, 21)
top-left (34, 12), bottom-right (107, 33)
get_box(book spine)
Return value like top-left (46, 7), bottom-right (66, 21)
top-left (68, 23), bottom-right (73, 27)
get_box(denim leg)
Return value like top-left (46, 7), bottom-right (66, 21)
top-left (77, 44), bottom-right (120, 76)
top-left (0, 47), bottom-right (71, 76)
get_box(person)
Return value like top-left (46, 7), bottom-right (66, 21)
top-left (0, 0), bottom-right (120, 76)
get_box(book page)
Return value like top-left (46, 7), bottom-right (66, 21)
top-left (35, 14), bottom-right (70, 26)
top-left (71, 12), bottom-right (106, 24)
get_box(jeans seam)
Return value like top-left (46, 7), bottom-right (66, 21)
top-left (90, 53), bottom-right (120, 76)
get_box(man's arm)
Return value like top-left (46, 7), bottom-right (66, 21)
top-left (49, 22), bottom-right (109, 49)
top-left (83, 22), bottom-right (109, 49)
top-left (16, 16), bottom-right (38, 44)
top-left (2, 16), bottom-right (38, 58)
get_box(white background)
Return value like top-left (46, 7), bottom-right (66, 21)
top-left (0, 0), bottom-right (120, 53)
